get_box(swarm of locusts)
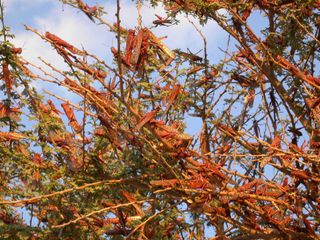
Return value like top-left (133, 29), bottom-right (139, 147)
top-left (0, 0), bottom-right (319, 239)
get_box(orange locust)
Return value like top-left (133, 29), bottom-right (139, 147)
top-left (0, 102), bottom-right (21, 120)
top-left (146, 29), bottom-right (175, 65)
top-left (32, 153), bottom-right (44, 183)
top-left (150, 179), bottom-right (178, 187)
top-left (153, 122), bottom-right (192, 149)
top-left (163, 84), bottom-right (181, 116)
top-left (186, 65), bottom-right (204, 75)
top-left (305, 96), bottom-right (320, 109)
top-left (129, 29), bottom-right (144, 68)
top-left (135, 107), bottom-right (160, 130)
top-left (231, 73), bottom-right (253, 88)
top-left (215, 123), bottom-right (238, 138)
top-left (153, 14), bottom-right (172, 27)
top-left (83, 4), bottom-right (98, 22)
top-left (238, 179), bottom-right (263, 192)
top-left (33, 153), bottom-right (44, 167)
top-left (92, 216), bottom-right (141, 227)
top-left (277, 55), bottom-right (320, 86)
top-left (111, 47), bottom-right (131, 68)
top-left (174, 49), bottom-right (202, 62)
top-left (46, 100), bottom-right (63, 121)
top-left (247, 88), bottom-right (255, 108)
top-left (61, 103), bottom-right (82, 133)
top-left (0, 47), bottom-right (21, 57)
top-left (73, 60), bottom-right (107, 79)
top-left (2, 63), bottom-right (13, 93)
top-left (45, 32), bottom-right (85, 56)
top-left (76, 0), bottom-right (98, 22)
top-left (47, 100), bottom-right (62, 115)
top-left (94, 127), bottom-right (106, 136)
top-left (241, 4), bottom-right (252, 21)
top-left (10, 47), bottom-right (22, 54)
top-left (289, 142), bottom-right (304, 154)
top-left (260, 134), bottom-right (281, 168)
top-left (291, 170), bottom-right (309, 180)
top-left (124, 29), bottom-right (136, 65)
top-left (0, 132), bottom-right (26, 141)
top-left (121, 191), bottom-right (144, 216)
top-left (271, 134), bottom-right (281, 149)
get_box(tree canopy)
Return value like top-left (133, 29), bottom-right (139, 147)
top-left (0, 0), bottom-right (319, 239)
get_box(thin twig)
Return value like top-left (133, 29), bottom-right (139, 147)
top-left (0, 176), bottom-right (149, 205)
top-left (53, 199), bottom-right (155, 228)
